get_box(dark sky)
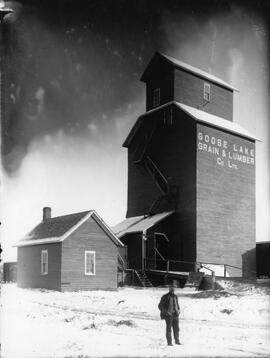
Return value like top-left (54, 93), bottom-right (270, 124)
top-left (4, 0), bottom-right (269, 173)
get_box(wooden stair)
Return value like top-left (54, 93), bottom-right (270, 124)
top-left (135, 270), bottom-right (153, 287)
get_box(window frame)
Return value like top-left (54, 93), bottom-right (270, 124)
top-left (204, 83), bottom-right (211, 102)
top-left (41, 249), bottom-right (48, 275)
top-left (153, 88), bottom-right (160, 107)
top-left (85, 250), bottom-right (96, 276)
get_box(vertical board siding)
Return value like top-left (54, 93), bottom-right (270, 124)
top-left (146, 68), bottom-right (174, 111)
top-left (127, 110), bottom-right (167, 217)
top-left (121, 233), bottom-right (142, 270)
top-left (150, 107), bottom-right (197, 263)
top-left (126, 104), bottom-right (197, 264)
top-left (174, 69), bottom-right (233, 121)
top-left (256, 243), bottom-right (270, 277)
top-left (127, 149), bottom-right (160, 217)
top-left (17, 243), bottom-right (61, 290)
top-left (196, 123), bottom-right (256, 277)
top-left (61, 216), bottom-right (118, 291)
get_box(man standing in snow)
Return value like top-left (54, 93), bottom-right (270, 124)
top-left (158, 284), bottom-right (181, 346)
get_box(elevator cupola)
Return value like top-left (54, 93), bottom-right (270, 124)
top-left (141, 52), bottom-right (238, 121)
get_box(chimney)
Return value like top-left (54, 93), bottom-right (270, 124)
top-left (43, 207), bottom-right (51, 221)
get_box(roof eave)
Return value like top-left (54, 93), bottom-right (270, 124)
top-left (141, 51), bottom-right (239, 92)
top-left (14, 237), bottom-right (61, 247)
top-left (175, 102), bottom-right (260, 142)
top-left (15, 210), bottom-right (124, 248)
top-left (161, 53), bottom-right (238, 92)
top-left (91, 211), bottom-right (124, 247)
top-left (115, 211), bottom-right (174, 238)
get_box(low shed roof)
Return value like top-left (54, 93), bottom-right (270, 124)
top-left (15, 210), bottom-right (124, 247)
top-left (112, 211), bottom-right (174, 238)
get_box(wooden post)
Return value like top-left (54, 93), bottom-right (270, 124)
top-left (142, 231), bottom-right (147, 271)
top-left (166, 260), bottom-right (170, 273)
top-left (211, 271), bottom-right (215, 290)
top-left (224, 264), bottom-right (226, 278)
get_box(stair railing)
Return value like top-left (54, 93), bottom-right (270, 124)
top-left (144, 156), bottom-right (169, 195)
top-left (154, 247), bottom-right (166, 261)
top-left (118, 253), bottom-right (126, 271)
top-left (133, 124), bottom-right (157, 164)
top-left (146, 258), bottom-right (256, 279)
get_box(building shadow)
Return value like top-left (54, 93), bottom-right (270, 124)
top-left (242, 248), bottom-right (256, 279)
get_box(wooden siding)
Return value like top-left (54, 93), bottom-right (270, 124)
top-left (145, 215), bottom-right (174, 270)
top-left (61, 216), bottom-right (118, 291)
top-left (126, 109), bottom-right (166, 217)
top-left (174, 68), bottom-right (233, 121)
top-left (17, 243), bottom-right (61, 290)
top-left (146, 67), bottom-right (174, 111)
top-left (127, 149), bottom-right (160, 217)
top-left (256, 242), bottom-right (270, 277)
top-left (196, 123), bottom-right (256, 277)
top-left (126, 104), bottom-right (197, 264)
top-left (121, 233), bottom-right (143, 270)
top-left (150, 107), bottom-right (197, 264)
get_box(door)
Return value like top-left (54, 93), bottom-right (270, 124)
top-left (121, 233), bottom-right (143, 270)
top-left (154, 232), bottom-right (169, 270)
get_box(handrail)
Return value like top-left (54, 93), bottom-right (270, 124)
top-left (154, 247), bottom-right (166, 261)
top-left (145, 258), bottom-right (256, 277)
top-left (154, 232), bottom-right (170, 242)
top-left (148, 195), bottom-right (164, 215)
top-left (133, 124), bottom-right (157, 164)
top-left (117, 254), bottom-right (126, 270)
top-left (198, 264), bottom-right (214, 274)
top-left (144, 156), bottom-right (169, 195)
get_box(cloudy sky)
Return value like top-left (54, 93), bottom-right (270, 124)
top-left (1, 0), bottom-right (270, 261)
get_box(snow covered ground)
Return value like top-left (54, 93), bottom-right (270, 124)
top-left (1, 282), bottom-right (270, 357)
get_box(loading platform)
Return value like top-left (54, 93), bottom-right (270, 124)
top-left (146, 269), bottom-right (189, 278)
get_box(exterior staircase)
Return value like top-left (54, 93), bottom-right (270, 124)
top-left (135, 270), bottom-right (153, 287)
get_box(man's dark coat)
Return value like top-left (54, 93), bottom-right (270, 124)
top-left (158, 292), bottom-right (180, 319)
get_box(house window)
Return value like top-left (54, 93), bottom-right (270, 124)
top-left (85, 251), bottom-right (95, 275)
top-left (204, 83), bottom-right (211, 101)
top-left (153, 88), bottom-right (160, 107)
top-left (41, 250), bottom-right (48, 275)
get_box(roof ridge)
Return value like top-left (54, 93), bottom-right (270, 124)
top-left (48, 210), bottom-right (92, 220)
top-left (158, 52), bottom-right (238, 92)
top-left (176, 102), bottom-right (259, 141)
top-left (115, 216), bottom-right (147, 235)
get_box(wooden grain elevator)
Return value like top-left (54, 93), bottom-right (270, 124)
top-left (113, 52), bottom-right (258, 278)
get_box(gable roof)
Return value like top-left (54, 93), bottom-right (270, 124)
top-left (112, 211), bottom-right (174, 238)
top-left (141, 52), bottom-right (238, 92)
top-left (15, 210), bottom-right (124, 247)
top-left (175, 102), bottom-right (260, 141)
top-left (123, 101), bottom-right (259, 147)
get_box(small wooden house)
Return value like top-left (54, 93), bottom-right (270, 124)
top-left (16, 207), bottom-right (125, 291)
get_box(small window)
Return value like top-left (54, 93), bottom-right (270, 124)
top-left (204, 83), bottom-right (211, 101)
top-left (41, 250), bottom-right (48, 275)
top-left (85, 251), bottom-right (95, 275)
top-left (153, 88), bottom-right (160, 107)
